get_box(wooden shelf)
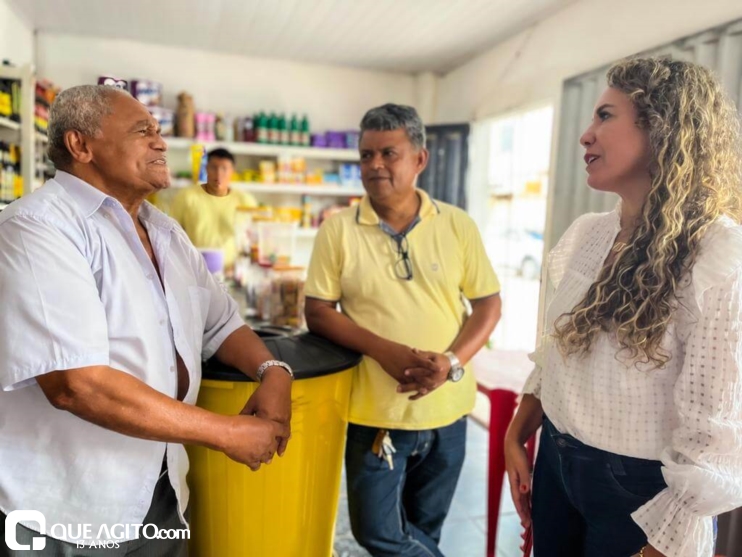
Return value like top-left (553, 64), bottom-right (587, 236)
top-left (165, 137), bottom-right (359, 162)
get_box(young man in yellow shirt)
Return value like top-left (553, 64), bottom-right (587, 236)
top-left (169, 148), bottom-right (257, 272)
top-left (305, 104), bottom-right (501, 556)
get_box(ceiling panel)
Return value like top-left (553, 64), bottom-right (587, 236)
top-left (8, 0), bottom-right (577, 73)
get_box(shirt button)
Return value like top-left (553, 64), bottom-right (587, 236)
top-left (147, 273), bottom-right (154, 280)
top-left (170, 366), bottom-right (175, 373)
top-left (159, 319), bottom-right (166, 325)
top-left (556, 438), bottom-right (567, 448)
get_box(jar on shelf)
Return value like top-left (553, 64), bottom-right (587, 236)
top-left (268, 266), bottom-right (306, 329)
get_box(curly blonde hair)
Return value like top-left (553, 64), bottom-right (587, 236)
top-left (554, 57), bottom-right (742, 367)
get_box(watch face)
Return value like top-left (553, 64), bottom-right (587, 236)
top-left (449, 367), bottom-right (465, 382)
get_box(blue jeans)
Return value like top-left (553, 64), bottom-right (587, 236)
top-left (345, 418), bottom-right (467, 557)
top-left (532, 417), bottom-right (668, 557)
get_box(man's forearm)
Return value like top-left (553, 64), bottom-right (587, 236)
top-left (214, 325), bottom-right (278, 380)
top-left (305, 302), bottom-right (387, 359)
top-left (449, 294), bottom-right (502, 365)
top-left (37, 366), bottom-right (229, 451)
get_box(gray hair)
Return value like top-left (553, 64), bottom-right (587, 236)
top-left (359, 104), bottom-right (426, 150)
top-left (48, 85), bottom-right (125, 168)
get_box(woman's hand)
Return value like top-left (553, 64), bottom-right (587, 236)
top-left (505, 432), bottom-right (534, 527)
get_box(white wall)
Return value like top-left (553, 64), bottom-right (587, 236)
top-left (36, 32), bottom-right (417, 133)
top-left (435, 0), bottom-right (742, 123)
top-left (0, 0), bottom-right (34, 66)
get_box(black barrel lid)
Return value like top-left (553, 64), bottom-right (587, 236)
top-left (203, 331), bottom-right (362, 382)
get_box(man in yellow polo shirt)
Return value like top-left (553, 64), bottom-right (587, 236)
top-left (305, 104), bottom-right (501, 557)
top-left (169, 148), bottom-right (256, 273)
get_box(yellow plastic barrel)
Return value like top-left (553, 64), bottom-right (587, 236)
top-left (186, 332), bottom-right (360, 557)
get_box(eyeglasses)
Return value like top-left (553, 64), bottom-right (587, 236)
top-left (393, 234), bottom-right (414, 281)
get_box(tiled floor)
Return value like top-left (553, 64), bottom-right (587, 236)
top-left (333, 418), bottom-right (523, 557)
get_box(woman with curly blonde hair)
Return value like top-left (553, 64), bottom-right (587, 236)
top-left (504, 57), bottom-right (742, 557)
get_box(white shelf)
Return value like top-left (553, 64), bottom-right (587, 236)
top-left (0, 202), bottom-right (8, 211)
top-left (165, 137), bottom-right (359, 162)
top-left (0, 65), bottom-right (24, 80)
top-left (233, 182), bottom-right (364, 197)
top-left (36, 132), bottom-right (48, 144)
top-left (0, 116), bottom-right (21, 132)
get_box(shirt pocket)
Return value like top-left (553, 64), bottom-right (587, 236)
top-left (188, 286), bottom-right (212, 356)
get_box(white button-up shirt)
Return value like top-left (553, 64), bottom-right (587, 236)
top-left (0, 171), bottom-right (244, 541)
top-left (524, 207), bottom-right (742, 557)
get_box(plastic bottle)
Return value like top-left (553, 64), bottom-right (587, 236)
top-left (243, 116), bottom-right (255, 142)
top-left (215, 113), bottom-right (226, 141)
top-left (278, 113), bottom-right (289, 145)
top-left (300, 114), bottom-right (310, 147)
top-left (289, 114), bottom-right (300, 146)
top-left (257, 112), bottom-right (269, 144)
top-left (268, 112), bottom-right (279, 144)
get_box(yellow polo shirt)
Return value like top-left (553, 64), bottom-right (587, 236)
top-left (305, 190), bottom-right (500, 430)
top-left (168, 184), bottom-right (257, 270)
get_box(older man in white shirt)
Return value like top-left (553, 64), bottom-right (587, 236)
top-left (0, 85), bottom-right (293, 556)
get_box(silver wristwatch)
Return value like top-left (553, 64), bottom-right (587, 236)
top-left (445, 351), bottom-right (465, 383)
top-left (256, 360), bottom-right (294, 382)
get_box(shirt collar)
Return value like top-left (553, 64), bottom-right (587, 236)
top-left (53, 170), bottom-right (174, 230)
top-left (355, 189), bottom-right (440, 226)
top-left (54, 170), bottom-right (110, 218)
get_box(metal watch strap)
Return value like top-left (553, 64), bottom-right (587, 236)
top-left (444, 351), bottom-right (461, 370)
top-left (444, 351), bottom-right (463, 381)
top-left (256, 360), bottom-right (294, 382)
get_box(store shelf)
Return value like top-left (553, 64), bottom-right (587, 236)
top-left (0, 116), bottom-right (21, 132)
top-left (0, 202), bottom-right (8, 211)
top-left (165, 137), bottom-right (359, 161)
top-left (0, 65), bottom-right (24, 80)
top-left (36, 132), bottom-right (48, 144)
top-left (233, 182), bottom-right (364, 197)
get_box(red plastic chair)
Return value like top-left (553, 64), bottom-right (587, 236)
top-left (477, 385), bottom-right (537, 557)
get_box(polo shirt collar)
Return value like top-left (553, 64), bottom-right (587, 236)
top-left (355, 189), bottom-right (440, 226)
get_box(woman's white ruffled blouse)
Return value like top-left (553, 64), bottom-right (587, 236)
top-left (524, 208), bottom-right (742, 557)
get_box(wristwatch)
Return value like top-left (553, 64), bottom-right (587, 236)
top-left (444, 351), bottom-right (465, 383)
top-left (256, 360), bottom-right (294, 382)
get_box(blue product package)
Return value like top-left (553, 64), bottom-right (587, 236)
top-left (339, 163), bottom-right (354, 188)
top-left (199, 150), bottom-right (208, 183)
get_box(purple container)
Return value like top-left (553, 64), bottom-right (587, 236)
top-left (325, 131), bottom-right (346, 149)
top-left (311, 133), bottom-right (328, 148)
top-left (199, 249), bottom-right (225, 275)
top-left (98, 76), bottom-right (128, 91)
top-left (130, 79), bottom-right (162, 107)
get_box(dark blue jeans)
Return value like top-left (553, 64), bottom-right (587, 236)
top-left (532, 418), bottom-right (667, 557)
top-left (345, 418), bottom-right (467, 557)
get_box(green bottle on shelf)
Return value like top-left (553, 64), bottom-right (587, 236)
top-left (289, 113), bottom-right (300, 146)
top-left (300, 114), bottom-right (310, 147)
top-left (257, 112), bottom-right (268, 144)
top-left (268, 112), bottom-right (279, 144)
top-left (278, 113), bottom-right (289, 145)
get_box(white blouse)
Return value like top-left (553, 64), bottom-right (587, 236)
top-left (523, 206), bottom-right (742, 557)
